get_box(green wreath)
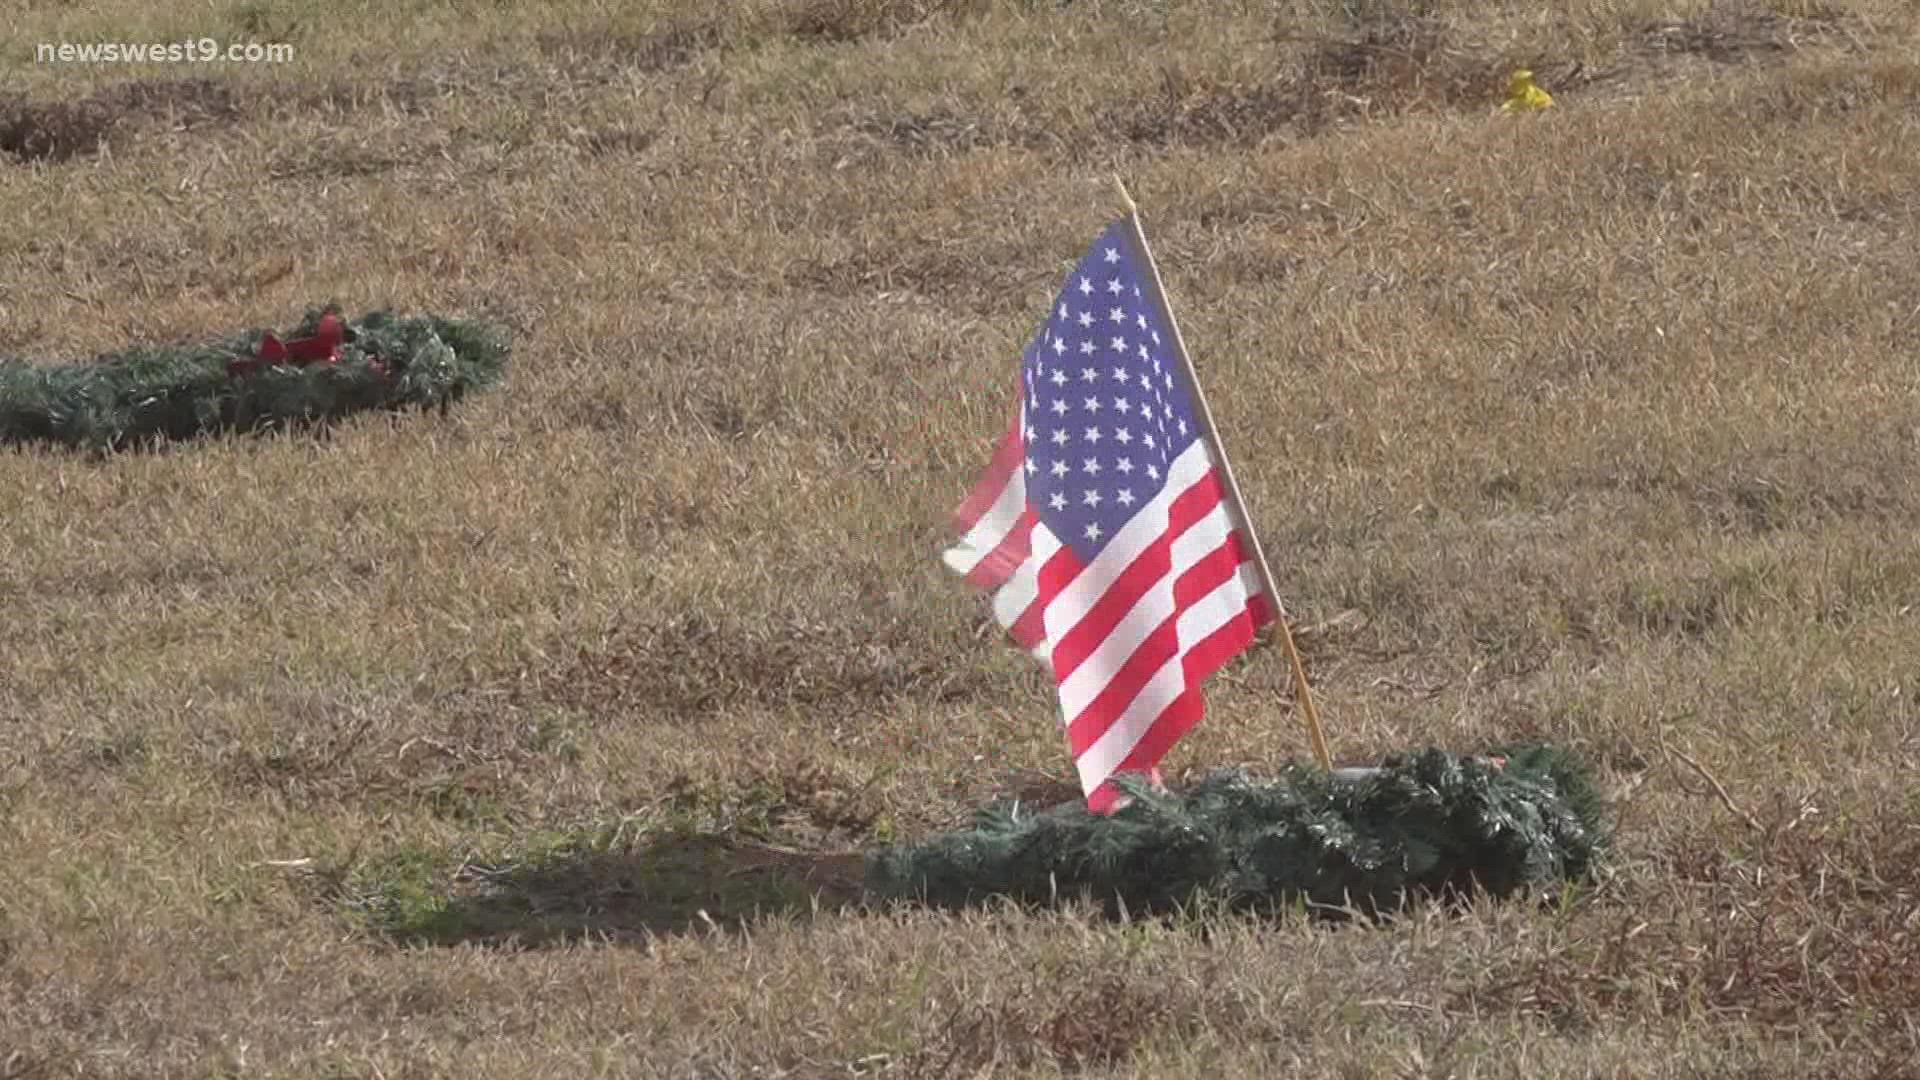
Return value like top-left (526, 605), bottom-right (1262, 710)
top-left (0, 306), bottom-right (508, 451)
top-left (866, 744), bottom-right (1606, 918)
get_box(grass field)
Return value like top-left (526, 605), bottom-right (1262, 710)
top-left (4, 0), bottom-right (1920, 1075)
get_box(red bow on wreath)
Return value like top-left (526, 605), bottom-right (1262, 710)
top-left (227, 312), bottom-right (347, 378)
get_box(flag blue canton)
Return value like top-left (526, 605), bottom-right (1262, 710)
top-left (1020, 222), bottom-right (1201, 564)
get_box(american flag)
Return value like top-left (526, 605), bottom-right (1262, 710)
top-left (944, 218), bottom-right (1273, 812)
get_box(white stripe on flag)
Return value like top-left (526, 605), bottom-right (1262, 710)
top-left (1037, 441), bottom-right (1219, 653)
top-left (942, 464), bottom-right (1025, 577)
top-left (991, 556), bottom-right (1038, 629)
top-left (1019, 525), bottom-right (1063, 664)
top-left (1055, 495), bottom-right (1242, 722)
top-left (1073, 566), bottom-right (1257, 789)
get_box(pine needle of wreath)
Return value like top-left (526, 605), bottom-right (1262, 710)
top-left (866, 744), bottom-right (1606, 919)
top-left (0, 307), bottom-right (508, 452)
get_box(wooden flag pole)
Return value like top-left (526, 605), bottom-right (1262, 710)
top-left (1112, 176), bottom-right (1333, 772)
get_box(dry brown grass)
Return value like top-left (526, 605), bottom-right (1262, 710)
top-left (4, 0), bottom-right (1920, 1075)
top-left (0, 77), bottom-right (237, 161)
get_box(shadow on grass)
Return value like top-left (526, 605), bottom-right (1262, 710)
top-left (362, 832), bottom-right (868, 948)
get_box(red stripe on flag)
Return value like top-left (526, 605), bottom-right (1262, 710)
top-left (1064, 615), bottom-right (1181, 756)
top-left (1082, 602), bottom-right (1261, 813)
top-left (950, 415), bottom-right (1024, 534)
top-left (1007, 592), bottom-right (1047, 652)
top-left (1174, 572), bottom-right (1264, 691)
top-left (1084, 780), bottom-right (1127, 816)
top-left (1084, 698), bottom-right (1202, 814)
top-left (1062, 532), bottom-right (1249, 755)
top-left (1248, 589), bottom-right (1275, 630)
top-left (1032, 534), bottom-right (1086, 629)
top-left (964, 508), bottom-right (1035, 591)
top-left (1047, 474), bottom-right (1228, 684)
top-left (1098, 584), bottom-right (1259, 795)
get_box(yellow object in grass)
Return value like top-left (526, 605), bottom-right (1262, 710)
top-left (1501, 69), bottom-right (1554, 112)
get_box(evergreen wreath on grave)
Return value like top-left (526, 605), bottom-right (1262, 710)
top-left (865, 744), bottom-right (1605, 918)
top-left (0, 306), bottom-right (507, 451)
